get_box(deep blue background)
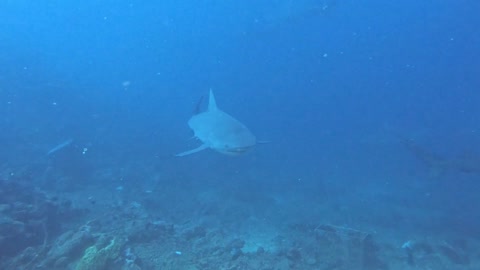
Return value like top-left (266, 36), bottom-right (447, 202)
top-left (1, 0), bottom-right (479, 237)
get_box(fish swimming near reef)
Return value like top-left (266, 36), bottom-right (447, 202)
top-left (176, 90), bottom-right (256, 157)
top-left (47, 138), bottom-right (73, 155)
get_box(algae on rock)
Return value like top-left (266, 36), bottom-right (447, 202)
top-left (75, 236), bottom-right (124, 270)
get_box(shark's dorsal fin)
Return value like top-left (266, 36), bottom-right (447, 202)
top-left (193, 95), bottom-right (205, 115)
top-left (208, 89), bottom-right (218, 111)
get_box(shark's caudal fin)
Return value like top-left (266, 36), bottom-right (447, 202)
top-left (175, 144), bottom-right (208, 157)
top-left (208, 89), bottom-right (218, 111)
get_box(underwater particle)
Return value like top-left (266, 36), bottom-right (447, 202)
top-left (116, 186), bottom-right (124, 191)
top-left (122, 81), bottom-right (131, 89)
top-left (402, 240), bottom-right (414, 249)
top-left (175, 251), bottom-right (182, 255)
top-left (323, 53), bottom-right (328, 58)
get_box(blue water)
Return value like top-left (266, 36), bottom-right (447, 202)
top-left (1, 0), bottom-right (480, 268)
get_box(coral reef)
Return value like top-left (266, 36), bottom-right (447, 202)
top-left (75, 235), bottom-right (125, 270)
top-left (38, 226), bottom-right (94, 269)
top-left (2, 176), bottom-right (479, 270)
top-left (0, 179), bottom-right (87, 270)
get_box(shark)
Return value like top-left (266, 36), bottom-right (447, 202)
top-left (176, 90), bottom-right (256, 157)
top-left (401, 137), bottom-right (480, 176)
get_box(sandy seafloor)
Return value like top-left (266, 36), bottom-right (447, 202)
top-left (1, 137), bottom-right (479, 270)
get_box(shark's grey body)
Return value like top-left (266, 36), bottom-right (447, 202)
top-left (177, 90), bottom-right (256, 157)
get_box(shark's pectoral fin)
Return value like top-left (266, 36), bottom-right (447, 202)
top-left (175, 144), bottom-right (209, 157)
